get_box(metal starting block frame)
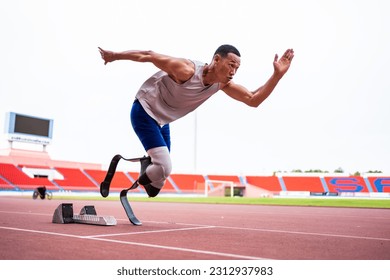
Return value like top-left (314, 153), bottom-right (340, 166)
top-left (52, 204), bottom-right (117, 226)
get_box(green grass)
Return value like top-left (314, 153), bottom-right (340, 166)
top-left (51, 194), bottom-right (390, 209)
top-left (128, 196), bottom-right (390, 208)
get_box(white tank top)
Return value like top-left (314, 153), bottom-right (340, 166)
top-left (135, 60), bottom-right (220, 125)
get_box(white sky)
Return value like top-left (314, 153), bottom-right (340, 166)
top-left (1, 0), bottom-right (389, 175)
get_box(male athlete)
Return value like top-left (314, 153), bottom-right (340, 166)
top-left (99, 45), bottom-right (294, 197)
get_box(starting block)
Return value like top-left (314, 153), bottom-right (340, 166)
top-left (52, 203), bottom-right (117, 226)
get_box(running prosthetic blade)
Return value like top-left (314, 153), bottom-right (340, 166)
top-left (101, 154), bottom-right (148, 224)
top-left (100, 154), bottom-right (150, 198)
top-left (100, 154), bottom-right (122, 197)
top-left (120, 181), bottom-right (142, 225)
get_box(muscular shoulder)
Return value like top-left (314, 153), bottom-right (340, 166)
top-left (149, 52), bottom-right (195, 83)
top-left (169, 58), bottom-right (195, 83)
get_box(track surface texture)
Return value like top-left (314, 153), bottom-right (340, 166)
top-left (0, 196), bottom-right (389, 260)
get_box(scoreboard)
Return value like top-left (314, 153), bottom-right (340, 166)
top-left (4, 112), bottom-right (54, 145)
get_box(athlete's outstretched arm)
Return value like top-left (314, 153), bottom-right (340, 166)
top-left (98, 47), bottom-right (194, 83)
top-left (222, 49), bottom-right (294, 107)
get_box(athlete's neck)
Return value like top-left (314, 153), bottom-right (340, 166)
top-left (202, 64), bottom-right (216, 86)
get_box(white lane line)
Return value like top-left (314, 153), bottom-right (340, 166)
top-left (216, 225), bottom-right (390, 242)
top-left (2, 210), bottom-right (389, 242)
top-left (86, 225), bottom-right (216, 238)
top-left (0, 210), bottom-right (52, 216)
top-left (171, 222), bottom-right (390, 242)
top-left (87, 236), bottom-right (266, 260)
top-left (0, 226), bottom-right (267, 260)
top-left (0, 226), bottom-right (82, 238)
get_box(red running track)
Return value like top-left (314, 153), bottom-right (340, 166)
top-left (0, 196), bottom-right (389, 260)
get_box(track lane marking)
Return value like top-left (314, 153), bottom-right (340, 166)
top-left (87, 236), bottom-right (266, 260)
top-left (0, 226), bottom-right (83, 238)
top-left (216, 225), bottom-right (390, 242)
top-left (85, 225), bottom-right (216, 238)
top-left (0, 225), bottom-right (267, 260)
top-left (1, 209), bottom-right (389, 242)
top-left (170, 222), bottom-right (390, 242)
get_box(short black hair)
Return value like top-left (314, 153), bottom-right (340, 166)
top-left (214, 44), bottom-right (241, 58)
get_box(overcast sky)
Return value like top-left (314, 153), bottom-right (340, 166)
top-left (1, 0), bottom-right (389, 175)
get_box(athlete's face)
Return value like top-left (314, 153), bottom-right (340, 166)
top-left (215, 52), bottom-right (241, 83)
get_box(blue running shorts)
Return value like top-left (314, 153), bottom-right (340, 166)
top-left (130, 99), bottom-right (171, 152)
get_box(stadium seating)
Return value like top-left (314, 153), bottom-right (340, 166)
top-left (1, 161), bottom-right (389, 195)
top-left (282, 176), bottom-right (325, 192)
top-left (84, 169), bottom-right (143, 193)
top-left (245, 175), bottom-right (282, 192)
top-left (52, 167), bottom-right (97, 191)
top-left (169, 174), bottom-right (205, 193)
top-left (0, 176), bottom-right (14, 190)
top-left (324, 176), bottom-right (370, 193)
top-left (0, 163), bottom-right (57, 191)
top-left (366, 177), bottom-right (390, 192)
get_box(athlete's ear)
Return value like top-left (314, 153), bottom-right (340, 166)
top-left (213, 54), bottom-right (221, 64)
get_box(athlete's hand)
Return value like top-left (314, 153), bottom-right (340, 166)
top-left (98, 47), bottom-right (116, 65)
top-left (273, 48), bottom-right (294, 77)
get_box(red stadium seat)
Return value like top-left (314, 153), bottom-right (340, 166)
top-left (0, 163), bottom-right (57, 190)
